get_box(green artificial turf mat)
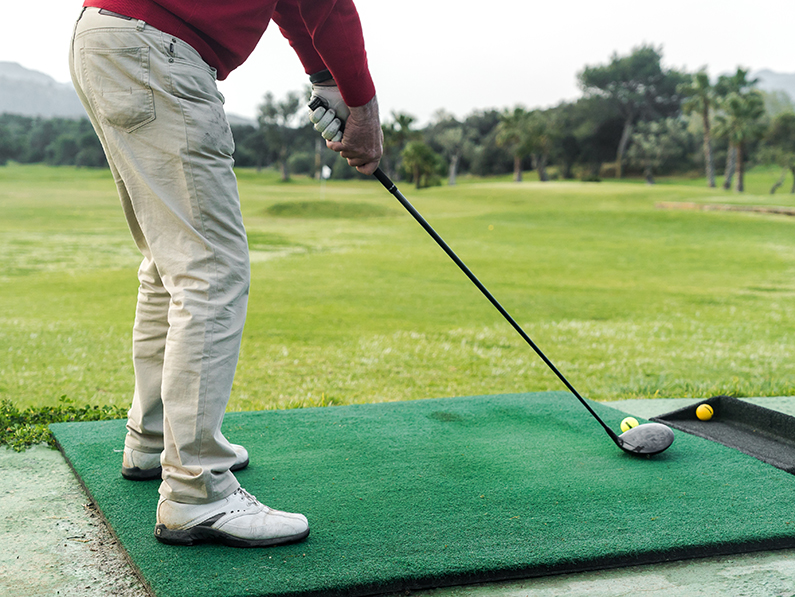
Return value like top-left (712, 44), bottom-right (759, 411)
top-left (51, 392), bottom-right (795, 597)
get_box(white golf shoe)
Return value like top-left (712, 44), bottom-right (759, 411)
top-left (122, 444), bottom-right (250, 480)
top-left (155, 487), bottom-right (309, 547)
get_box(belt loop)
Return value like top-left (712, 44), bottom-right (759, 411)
top-left (136, 19), bottom-right (146, 31)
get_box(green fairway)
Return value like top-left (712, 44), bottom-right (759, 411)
top-left (2, 164), bottom-right (795, 411)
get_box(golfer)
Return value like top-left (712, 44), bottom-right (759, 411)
top-left (69, 0), bottom-right (382, 547)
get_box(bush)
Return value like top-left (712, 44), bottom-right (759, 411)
top-left (331, 153), bottom-right (357, 179)
top-left (1, 396), bottom-right (126, 451)
top-left (288, 151), bottom-right (315, 175)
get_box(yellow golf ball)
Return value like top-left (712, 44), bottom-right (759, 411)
top-left (620, 417), bottom-right (639, 433)
top-left (696, 403), bottom-right (714, 421)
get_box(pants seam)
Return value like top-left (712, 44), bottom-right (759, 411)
top-left (172, 80), bottom-right (225, 490)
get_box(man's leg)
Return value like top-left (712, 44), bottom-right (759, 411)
top-left (68, 10), bottom-right (169, 463)
top-left (70, 8), bottom-right (247, 503)
top-left (124, 255), bottom-right (169, 466)
top-left (69, 6), bottom-right (308, 548)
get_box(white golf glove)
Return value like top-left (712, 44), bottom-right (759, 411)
top-left (308, 84), bottom-right (350, 143)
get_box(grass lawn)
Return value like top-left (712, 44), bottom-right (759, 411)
top-left (1, 163), bottom-right (794, 412)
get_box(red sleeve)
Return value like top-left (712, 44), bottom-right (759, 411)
top-left (273, 0), bottom-right (375, 108)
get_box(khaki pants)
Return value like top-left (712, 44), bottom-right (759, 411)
top-left (70, 8), bottom-right (249, 504)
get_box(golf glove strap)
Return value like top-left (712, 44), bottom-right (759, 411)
top-left (309, 84), bottom-right (350, 142)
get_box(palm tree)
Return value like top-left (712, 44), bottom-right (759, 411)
top-left (715, 68), bottom-right (758, 96)
top-left (257, 91), bottom-right (302, 182)
top-left (679, 70), bottom-right (716, 187)
top-left (578, 45), bottom-right (685, 178)
top-left (381, 112), bottom-right (418, 179)
top-left (436, 126), bottom-right (465, 185)
top-left (714, 69), bottom-right (759, 190)
top-left (765, 112), bottom-right (795, 194)
top-left (495, 107), bottom-right (532, 182)
top-left (525, 111), bottom-right (553, 182)
top-left (401, 141), bottom-right (442, 189)
top-left (426, 110), bottom-right (470, 186)
top-left (713, 91), bottom-right (766, 192)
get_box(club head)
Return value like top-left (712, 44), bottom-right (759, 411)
top-left (616, 422), bottom-right (674, 456)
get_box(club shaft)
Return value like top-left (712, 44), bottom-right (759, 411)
top-left (373, 168), bottom-right (619, 442)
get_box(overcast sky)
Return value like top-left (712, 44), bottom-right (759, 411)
top-left (2, 1), bottom-right (792, 124)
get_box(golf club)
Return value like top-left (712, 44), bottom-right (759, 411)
top-left (372, 168), bottom-right (674, 456)
top-left (307, 94), bottom-right (673, 455)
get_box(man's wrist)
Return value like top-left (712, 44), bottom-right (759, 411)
top-left (348, 95), bottom-right (378, 118)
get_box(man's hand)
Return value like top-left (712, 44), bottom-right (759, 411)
top-left (309, 83), bottom-right (349, 142)
top-left (327, 95), bottom-right (382, 175)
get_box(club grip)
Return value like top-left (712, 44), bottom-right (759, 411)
top-left (308, 96), bottom-right (326, 112)
top-left (373, 168), bottom-right (395, 193)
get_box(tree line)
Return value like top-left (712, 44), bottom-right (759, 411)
top-left (0, 113), bottom-right (106, 168)
top-left (2, 45), bottom-right (795, 193)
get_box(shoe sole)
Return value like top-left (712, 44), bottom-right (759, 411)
top-left (122, 457), bottom-right (250, 481)
top-left (154, 524), bottom-right (310, 547)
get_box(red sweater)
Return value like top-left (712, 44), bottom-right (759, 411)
top-left (82, 0), bottom-right (376, 107)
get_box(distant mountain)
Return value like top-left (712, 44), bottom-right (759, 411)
top-left (0, 62), bottom-right (257, 124)
top-left (0, 62), bottom-right (86, 118)
top-left (226, 113), bottom-right (257, 127)
top-left (753, 69), bottom-right (795, 100)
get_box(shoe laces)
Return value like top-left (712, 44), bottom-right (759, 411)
top-left (236, 487), bottom-right (260, 508)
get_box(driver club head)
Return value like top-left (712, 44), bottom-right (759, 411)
top-left (616, 422), bottom-right (674, 456)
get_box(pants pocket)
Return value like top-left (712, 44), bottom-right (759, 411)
top-left (168, 60), bottom-right (234, 158)
top-left (81, 46), bottom-right (156, 132)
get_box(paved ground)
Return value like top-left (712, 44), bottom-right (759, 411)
top-left (3, 397), bottom-right (795, 597)
top-left (0, 444), bottom-right (146, 597)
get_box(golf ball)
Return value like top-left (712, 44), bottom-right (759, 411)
top-left (696, 403), bottom-right (714, 421)
top-left (620, 417), bottom-right (639, 433)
